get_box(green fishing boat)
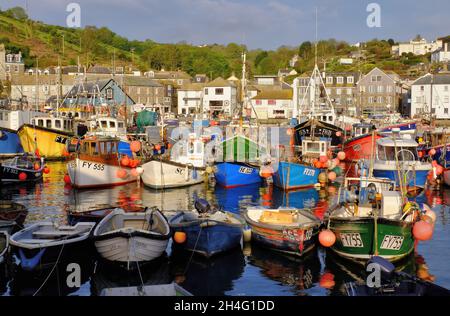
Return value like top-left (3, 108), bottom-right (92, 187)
top-left (325, 177), bottom-right (420, 263)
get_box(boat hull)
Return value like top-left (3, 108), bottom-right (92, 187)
top-left (329, 217), bottom-right (415, 263)
top-left (67, 158), bottom-right (136, 189)
top-left (141, 160), bottom-right (205, 189)
top-left (214, 162), bottom-right (261, 188)
top-left (0, 129), bottom-right (24, 157)
top-left (18, 125), bottom-right (73, 159)
top-left (171, 220), bottom-right (243, 258)
top-left (343, 134), bottom-right (382, 162)
top-left (379, 122), bottom-right (417, 135)
top-left (94, 235), bottom-right (168, 268)
top-left (272, 162), bottom-right (319, 191)
top-left (372, 166), bottom-right (430, 188)
top-left (0, 164), bottom-right (43, 184)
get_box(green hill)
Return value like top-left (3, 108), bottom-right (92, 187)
top-left (0, 6), bottom-right (433, 80)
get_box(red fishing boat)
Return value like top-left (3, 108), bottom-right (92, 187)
top-left (343, 123), bottom-right (381, 162)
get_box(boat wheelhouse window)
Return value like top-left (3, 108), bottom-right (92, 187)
top-left (188, 141), bottom-right (195, 154)
top-left (91, 142), bottom-right (99, 155)
top-left (322, 116), bottom-right (327, 121)
top-left (305, 141), bottom-right (320, 153)
top-left (383, 146), bottom-right (418, 161)
top-left (55, 120), bottom-right (62, 129)
top-left (118, 122), bottom-right (124, 128)
top-left (63, 120), bottom-right (68, 130)
top-left (196, 142), bottom-right (203, 154)
top-left (99, 142), bottom-right (106, 154)
top-left (377, 145), bottom-right (387, 160)
top-left (101, 121), bottom-right (107, 128)
top-left (328, 116), bottom-right (333, 122)
top-left (46, 119), bottom-right (52, 128)
top-left (37, 119), bottom-right (44, 127)
top-left (110, 121), bottom-right (116, 128)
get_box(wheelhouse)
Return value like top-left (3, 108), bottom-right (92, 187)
top-left (80, 137), bottom-right (120, 158)
top-left (31, 116), bottom-right (73, 132)
top-left (376, 137), bottom-right (420, 162)
top-left (89, 118), bottom-right (126, 136)
top-left (352, 123), bottom-right (374, 138)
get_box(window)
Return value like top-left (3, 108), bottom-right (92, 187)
top-left (205, 89), bottom-right (209, 95)
top-left (368, 97), bottom-right (374, 103)
top-left (106, 88), bottom-right (113, 99)
top-left (336, 89), bottom-right (342, 95)
top-left (46, 119), bottom-right (52, 128)
top-left (55, 120), bottom-right (61, 129)
top-left (420, 86), bottom-right (425, 91)
top-left (369, 86), bottom-right (375, 93)
top-left (445, 97), bottom-right (449, 103)
top-left (337, 77), bottom-right (344, 84)
top-left (14, 65), bottom-right (19, 72)
top-left (347, 89), bottom-right (352, 95)
top-left (255, 100), bottom-right (262, 105)
top-left (118, 122), bottom-right (124, 128)
top-left (101, 121), bottom-right (107, 128)
top-left (182, 109), bottom-right (186, 114)
top-left (378, 96), bottom-right (384, 103)
top-left (377, 86), bottom-right (384, 93)
top-left (137, 88), bottom-right (141, 94)
top-left (268, 100), bottom-right (276, 105)
top-left (326, 77), bottom-right (333, 84)
top-left (347, 77), bottom-right (354, 84)
top-left (371, 76), bottom-right (377, 82)
top-left (445, 86), bottom-right (449, 92)
top-left (387, 86), bottom-right (393, 93)
top-left (110, 121), bottom-right (116, 128)
top-left (445, 108), bottom-right (449, 114)
top-left (215, 88), bottom-right (224, 95)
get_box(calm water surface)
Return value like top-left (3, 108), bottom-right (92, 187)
top-left (0, 161), bottom-right (449, 296)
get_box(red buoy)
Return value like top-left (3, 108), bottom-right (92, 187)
top-left (19, 172), bottom-right (27, 181)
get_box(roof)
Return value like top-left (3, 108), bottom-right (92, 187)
top-left (87, 66), bottom-right (113, 74)
top-left (413, 73), bottom-right (450, 85)
top-left (178, 83), bottom-right (205, 91)
top-left (149, 70), bottom-right (192, 80)
top-left (252, 89), bottom-right (293, 100)
top-left (121, 76), bottom-right (163, 87)
top-left (377, 137), bottom-right (418, 147)
top-left (11, 74), bottom-right (77, 85)
top-left (205, 77), bottom-right (235, 87)
top-left (438, 35), bottom-right (450, 42)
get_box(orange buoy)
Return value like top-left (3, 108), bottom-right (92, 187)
top-left (319, 229), bottom-right (336, 247)
top-left (423, 205), bottom-right (436, 223)
top-left (328, 171), bottom-right (337, 182)
top-left (131, 168), bottom-right (139, 177)
top-left (435, 165), bottom-right (444, 175)
top-left (319, 155), bottom-right (328, 163)
top-left (121, 156), bottom-right (130, 167)
top-left (116, 169), bottom-right (127, 179)
top-left (319, 272), bottom-right (336, 289)
top-left (259, 166), bottom-right (273, 179)
top-left (130, 141), bottom-right (141, 153)
top-left (64, 174), bottom-right (71, 184)
top-left (43, 166), bottom-right (50, 174)
top-left (413, 221), bottom-right (434, 241)
top-left (336, 131), bottom-right (342, 137)
top-left (34, 163), bottom-right (40, 170)
top-left (19, 172), bottom-right (27, 181)
top-left (155, 144), bottom-right (161, 151)
top-left (337, 151), bottom-right (346, 161)
top-left (174, 231), bottom-right (187, 244)
top-left (429, 149), bottom-right (436, 156)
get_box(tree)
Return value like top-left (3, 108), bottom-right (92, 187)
top-left (5, 6), bottom-right (28, 20)
top-left (299, 41), bottom-right (312, 60)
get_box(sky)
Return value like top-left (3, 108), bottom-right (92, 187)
top-left (1, 0), bottom-right (450, 50)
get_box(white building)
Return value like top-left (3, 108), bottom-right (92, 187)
top-left (431, 36), bottom-right (450, 63)
top-left (177, 83), bottom-right (204, 116)
top-left (410, 73), bottom-right (450, 119)
top-left (250, 89), bottom-right (293, 120)
top-left (202, 77), bottom-right (237, 118)
top-left (391, 38), bottom-right (441, 56)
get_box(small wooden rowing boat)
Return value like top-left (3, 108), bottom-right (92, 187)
top-left (169, 199), bottom-right (244, 258)
top-left (9, 222), bottom-right (96, 271)
top-left (243, 207), bottom-right (321, 257)
top-left (93, 208), bottom-right (171, 270)
top-left (0, 201), bottom-right (28, 226)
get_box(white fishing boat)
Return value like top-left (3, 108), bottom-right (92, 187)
top-left (67, 136), bottom-right (137, 188)
top-left (93, 209), bottom-right (171, 270)
top-left (141, 133), bottom-right (210, 189)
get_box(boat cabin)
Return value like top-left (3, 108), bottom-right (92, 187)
top-left (302, 138), bottom-right (331, 158)
top-left (376, 136), bottom-right (420, 162)
top-left (89, 117), bottom-right (126, 137)
top-left (352, 123), bottom-right (375, 138)
top-left (79, 137), bottom-right (120, 159)
top-left (172, 133), bottom-right (207, 168)
top-left (31, 116), bottom-right (73, 132)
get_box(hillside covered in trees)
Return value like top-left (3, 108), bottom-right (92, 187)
top-left (0, 6), bottom-right (434, 80)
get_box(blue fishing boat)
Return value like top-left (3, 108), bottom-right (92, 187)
top-left (0, 128), bottom-right (24, 157)
top-left (366, 132), bottom-right (431, 188)
top-left (169, 200), bottom-right (244, 258)
top-left (379, 122), bottom-right (417, 135)
top-left (272, 162), bottom-right (319, 191)
top-left (214, 134), bottom-right (264, 188)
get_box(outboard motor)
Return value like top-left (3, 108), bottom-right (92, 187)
top-left (366, 256), bottom-right (395, 286)
top-left (194, 199), bottom-right (213, 214)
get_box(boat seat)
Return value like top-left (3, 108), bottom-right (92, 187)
top-left (19, 239), bottom-right (54, 244)
top-left (259, 211), bottom-right (293, 225)
top-left (32, 231), bottom-right (83, 239)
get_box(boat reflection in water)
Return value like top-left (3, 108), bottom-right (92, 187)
top-left (170, 248), bottom-right (245, 296)
top-left (8, 246), bottom-right (96, 296)
top-left (271, 187), bottom-right (319, 210)
top-left (91, 256), bottom-right (172, 296)
top-left (246, 244), bottom-right (321, 296)
top-left (213, 183), bottom-right (261, 214)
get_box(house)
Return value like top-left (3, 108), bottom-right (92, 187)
top-left (202, 77), bottom-right (237, 118)
top-left (278, 69), bottom-right (298, 79)
top-left (194, 74), bottom-right (209, 83)
top-left (339, 58), bottom-right (353, 65)
top-left (250, 89), bottom-right (293, 120)
top-left (391, 38), bottom-right (441, 56)
top-left (323, 72), bottom-right (360, 116)
top-left (10, 74), bottom-right (76, 109)
top-left (357, 68), bottom-right (403, 115)
top-left (0, 45), bottom-right (25, 80)
top-left (145, 70), bottom-right (192, 86)
top-left (431, 36), bottom-right (450, 64)
top-left (177, 83), bottom-right (204, 116)
top-left (253, 75), bottom-right (279, 86)
top-left (121, 77), bottom-right (164, 106)
top-left (64, 78), bottom-right (134, 107)
top-left (410, 73), bottom-right (450, 119)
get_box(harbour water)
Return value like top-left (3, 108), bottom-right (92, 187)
top-left (0, 161), bottom-right (449, 296)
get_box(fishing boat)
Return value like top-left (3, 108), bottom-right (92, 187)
top-left (0, 201), bottom-right (28, 226)
top-left (344, 256), bottom-right (450, 296)
top-left (326, 177), bottom-right (420, 263)
top-left (9, 222), bottom-right (96, 271)
top-left (214, 134), bottom-right (264, 188)
top-left (169, 199), bottom-right (244, 258)
top-left (18, 116), bottom-right (75, 159)
top-left (141, 133), bottom-right (208, 189)
top-left (0, 128), bottom-right (24, 158)
top-left (0, 231), bottom-right (8, 264)
top-left (0, 155), bottom-right (45, 184)
top-left (343, 123), bottom-right (382, 162)
top-left (93, 208), bottom-right (171, 270)
top-left (100, 283), bottom-right (193, 296)
top-left (66, 136), bottom-right (137, 188)
top-left (378, 122), bottom-right (417, 136)
top-left (365, 130), bottom-right (431, 188)
top-left (243, 207), bottom-right (321, 257)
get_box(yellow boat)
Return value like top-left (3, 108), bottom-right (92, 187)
top-left (18, 124), bottom-right (74, 159)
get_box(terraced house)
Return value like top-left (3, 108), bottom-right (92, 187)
top-left (323, 72), bottom-right (360, 116)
